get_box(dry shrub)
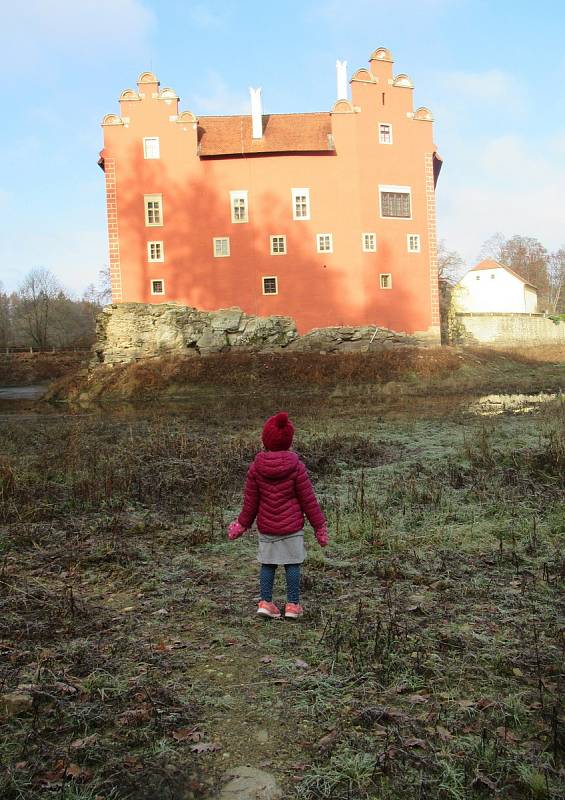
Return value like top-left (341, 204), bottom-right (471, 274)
top-left (0, 352), bottom-right (86, 386)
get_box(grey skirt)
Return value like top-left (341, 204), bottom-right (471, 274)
top-left (257, 530), bottom-right (306, 565)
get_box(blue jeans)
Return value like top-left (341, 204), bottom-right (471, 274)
top-left (260, 563), bottom-right (300, 604)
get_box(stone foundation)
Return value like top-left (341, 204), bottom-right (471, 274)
top-left (94, 303), bottom-right (433, 364)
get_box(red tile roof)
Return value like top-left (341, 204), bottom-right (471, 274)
top-left (197, 113), bottom-right (334, 157)
top-left (470, 260), bottom-right (538, 289)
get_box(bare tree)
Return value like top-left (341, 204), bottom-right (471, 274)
top-left (548, 248), bottom-right (565, 314)
top-left (437, 240), bottom-right (465, 344)
top-left (0, 282), bottom-right (14, 349)
top-left (478, 232), bottom-right (506, 262)
top-left (15, 268), bottom-right (64, 349)
top-left (83, 266), bottom-right (112, 307)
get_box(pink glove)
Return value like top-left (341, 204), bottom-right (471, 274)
top-left (228, 521), bottom-right (246, 541)
top-left (315, 525), bottom-right (329, 548)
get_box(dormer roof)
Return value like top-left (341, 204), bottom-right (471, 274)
top-left (197, 112), bottom-right (334, 157)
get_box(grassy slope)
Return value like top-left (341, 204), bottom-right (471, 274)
top-left (0, 373), bottom-right (563, 799)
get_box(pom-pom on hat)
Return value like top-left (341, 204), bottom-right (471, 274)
top-left (262, 411), bottom-right (294, 451)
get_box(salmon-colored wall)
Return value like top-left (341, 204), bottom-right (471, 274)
top-left (101, 51), bottom-right (441, 336)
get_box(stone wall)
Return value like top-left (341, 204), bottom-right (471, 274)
top-left (455, 313), bottom-right (565, 346)
top-left (94, 303), bottom-right (424, 364)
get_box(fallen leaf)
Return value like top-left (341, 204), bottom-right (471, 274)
top-left (436, 726), bottom-right (452, 741)
top-left (67, 763), bottom-right (92, 782)
top-left (408, 694), bottom-right (429, 704)
top-left (316, 729), bottom-right (339, 752)
top-left (117, 708), bottom-right (151, 727)
top-left (404, 737), bottom-right (427, 749)
top-left (154, 641), bottom-right (170, 652)
top-left (512, 668), bottom-right (524, 677)
top-left (472, 772), bottom-right (497, 791)
top-left (260, 656), bottom-right (273, 664)
top-left (190, 741), bottom-right (222, 754)
top-left (54, 681), bottom-right (78, 695)
top-left (295, 659), bottom-right (309, 669)
top-left (123, 755), bottom-right (143, 772)
top-left (15, 761), bottom-right (28, 770)
top-left (457, 699), bottom-right (475, 709)
top-left (121, 606), bottom-right (135, 613)
top-left (70, 734), bottom-right (98, 750)
top-left (172, 727), bottom-right (203, 743)
top-left (495, 726), bottom-right (519, 743)
top-left (476, 698), bottom-right (496, 711)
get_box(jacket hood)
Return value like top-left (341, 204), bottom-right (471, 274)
top-left (254, 450), bottom-right (299, 480)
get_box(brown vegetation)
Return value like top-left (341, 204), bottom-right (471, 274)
top-left (0, 352), bottom-right (88, 386)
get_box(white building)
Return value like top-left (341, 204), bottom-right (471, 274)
top-left (453, 260), bottom-right (538, 314)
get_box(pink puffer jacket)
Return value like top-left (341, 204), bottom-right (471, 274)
top-left (237, 451), bottom-right (326, 535)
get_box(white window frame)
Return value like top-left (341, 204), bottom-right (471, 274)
top-left (143, 137), bottom-right (160, 159)
top-left (150, 279), bottom-right (165, 295)
top-left (144, 194), bottom-right (163, 227)
top-left (380, 273), bottom-right (392, 290)
top-left (230, 190), bottom-right (249, 223)
top-left (407, 234), bottom-right (421, 253)
top-left (379, 185), bottom-right (412, 219)
top-left (378, 123), bottom-right (393, 144)
top-left (362, 232), bottom-right (377, 252)
top-left (270, 235), bottom-right (287, 255)
top-left (213, 237), bottom-right (230, 258)
top-left (147, 241), bottom-right (164, 262)
top-left (292, 188), bottom-right (310, 221)
top-left (316, 233), bottom-right (333, 254)
top-left (262, 276), bottom-right (278, 295)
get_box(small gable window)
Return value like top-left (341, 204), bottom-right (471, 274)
top-left (151, 279), bottom-right (165, 295)
top-left (380, 273), bottom-right (392, 289)
top-left (379, 124), bottom-right (393, 144)
top-left (143, 137), bottom-right (160, 159)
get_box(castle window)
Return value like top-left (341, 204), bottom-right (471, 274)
top-left (143, 137), bottom-right (160, 159)
top-left (380, 273), bottom-right (392, 289)
top-left (317, 233), bottom-right (333, 253)
top-left (407, 234), bottom-right (420, 253)
top-left (263, 276), bottom-right (278, 295)
top-left (213, 237), bottom-right (230, 257)
top-left (144, 194), bottom-right (163, 226)
top-left (362, 233), bottom-right (377, 252)
top-left (151, 279), bottom-right (165, 295)
top-left (147, 241), bottom-right (164, 262)
top-left (379, 124), bottom-right (393, 144)
top-left (292, 188), bottom-right (310, 220)
top-left (379, 185), bottom-right (411, 218)
top-left (270, 235), bottom-right (287, 255)
top-left (230, 191), bottom-right (248, 223)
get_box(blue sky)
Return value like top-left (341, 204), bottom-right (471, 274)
top-left (1, 0), bottom-right (564, 296)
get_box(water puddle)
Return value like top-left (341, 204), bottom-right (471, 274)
top-left (0, 385), bottom-right (48, 400)
top-left (467, 393), bottom-right (558, 416)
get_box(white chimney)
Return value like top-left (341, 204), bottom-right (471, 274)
top-left (336, 60), bottom-right (348, 100)
top-left (250, 87), bottom-right (263, 139)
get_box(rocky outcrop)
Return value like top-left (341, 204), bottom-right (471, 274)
top-left (94, 303), bottom-right (425, 364)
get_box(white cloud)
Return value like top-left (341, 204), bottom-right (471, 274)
top-left (437, 133), bottom-right (565, 264)
top-left (436, 69), bottom-right (526, 110)
top-left (193, 72), bottom-right (250, 115)
top-left (1, 0), bottom-right (154, 69)
top-left (188, 4), bottom-right (228, 30)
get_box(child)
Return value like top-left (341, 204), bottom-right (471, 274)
top-left (227, 411), bottom-right (328, 620)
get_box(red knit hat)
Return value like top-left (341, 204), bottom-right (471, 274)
top-left (262, 411), bottom-right (294, 451)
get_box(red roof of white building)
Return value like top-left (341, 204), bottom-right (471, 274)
top-left (469, 259), bottom-right (538, 290)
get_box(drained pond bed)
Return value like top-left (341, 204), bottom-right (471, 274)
top-left (0, 378), bottom-right (563, 799)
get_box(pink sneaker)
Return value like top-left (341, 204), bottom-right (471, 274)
top-left (284, 603), bottom-right (304, 619)
top-left (257, 600), bottom-right (281, 619)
